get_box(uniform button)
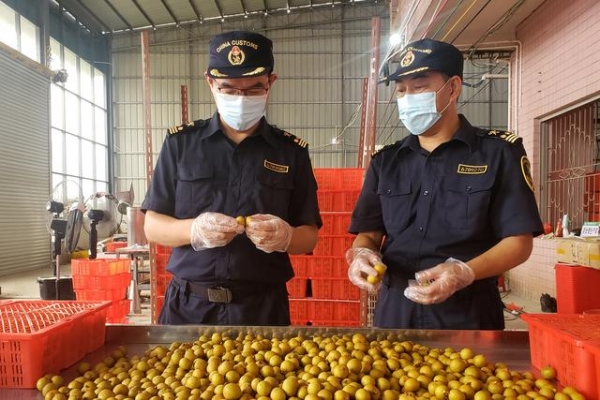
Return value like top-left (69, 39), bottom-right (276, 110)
top-left (466, 185), bottom-right (472, 192)
top-left (386, 189), bottom-right (392, 194)
top-left (423, 190), bottom-right (429, 196)
top-left (419, 227), bottom-right (423, 232)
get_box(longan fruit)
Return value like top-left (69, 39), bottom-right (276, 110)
top-left (235, 216), bottom-right (246, 227)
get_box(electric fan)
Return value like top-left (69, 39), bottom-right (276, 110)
top-left (44, 180), bottom-right (85, 299)
top-left (82, 192), bottom-right (126, 258)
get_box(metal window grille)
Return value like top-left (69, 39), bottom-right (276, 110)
top-left (541, 101), bottom-right (600, 231)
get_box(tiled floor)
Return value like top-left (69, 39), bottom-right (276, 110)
top-left (1, 265), bottom-right (542, 329)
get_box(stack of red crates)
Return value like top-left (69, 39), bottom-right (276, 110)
top-left (0, 300), bottom-right (110, 388)
top-left (151, 244), bottom-right (173, 323)
top-left (71, 258), bottom-right (131, 323)
top-left (288, 168), bottom-right (364, 326)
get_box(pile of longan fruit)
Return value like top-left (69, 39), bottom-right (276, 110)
top-left (37, 331), bottom-right (585, 400)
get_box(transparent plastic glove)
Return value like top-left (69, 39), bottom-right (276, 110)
top-left (346, 247), bottom-right (386, 294)
top-left (245, 214), bottom-right (293, 253)
top-left (190, 212), bottom-right (245, 251)
top-left (403, 257), bottom-right (476, 304)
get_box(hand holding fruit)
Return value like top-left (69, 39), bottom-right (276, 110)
top-left (190, 212), bottom-right (245, 251)
top-left (404, 257), bottom-right (475, 304)
top-left (345, 247), bottom-right (387, 293)
top-left (245, 213), bottom-right (293, 253)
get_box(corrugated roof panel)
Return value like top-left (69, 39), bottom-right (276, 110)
top-left (81, 0), bottom-right (128, 32)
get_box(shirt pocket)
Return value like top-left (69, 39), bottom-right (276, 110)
top-left (442, 175), bottom-right (494, 230)
top-left (254, 169), bottom-right (295, 217)
top-left (175, 163), bottom-right (214, 214)
top-left (377, 180), bottom-right (412, 233)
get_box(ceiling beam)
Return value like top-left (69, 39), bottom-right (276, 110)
top-left (57, 0), bottom-right (108, 33)
top-left (104, 0), bottom-right (133, 31)
top-left (213, 0), bottom-right (225, 20)
top-left (131, 0), bottom-right (156, 28)
top-left (187, 0), bottom-right (203, 22)
top-left (160, 0), bottom-right (180, 26)
top-left (239, 0), bottom-right (248, 16)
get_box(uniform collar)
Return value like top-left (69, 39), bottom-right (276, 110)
top-left (203, 113), bottom-right (276, 147)
top-left (398, 114), bottom-right (477, 154)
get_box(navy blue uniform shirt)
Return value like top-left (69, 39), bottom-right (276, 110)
top-left (349, 115), bottom-right (543, 329)
top-left (142, 113), bottom-right (322, 285)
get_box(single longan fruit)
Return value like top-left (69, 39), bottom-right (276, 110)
top-left (366, 275), bottom-right (381, 284)
top-left (236, 216), bottom-right (246, 226)
top-left (373, 264), bottom-right (386, 275)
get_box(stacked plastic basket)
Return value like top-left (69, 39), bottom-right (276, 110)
top-left (288, 168), bottom-right (364, 326)
top-left (0, 300), bottom-right (110, 388)
top-left (70, 258), bottom-right (131, 323)
top-left (151, 244), bottom-right (173, 324)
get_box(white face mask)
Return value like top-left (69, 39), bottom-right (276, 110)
top-left (213, 91), bottom-right (268, 131)
top-left (396, 81), bottom-right (451, 135)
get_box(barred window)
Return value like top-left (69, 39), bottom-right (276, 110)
top-left (541, 101), bottom-right (600, 231)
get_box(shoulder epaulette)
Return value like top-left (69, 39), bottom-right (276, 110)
top-left (273, 128), bottom-right (309, 148)
top-left (485, 129), bottom-right (521, 144)
top-left (167, 119), bottom-right (207, 136)
top-left (372, 141), bottom-right (402, 158)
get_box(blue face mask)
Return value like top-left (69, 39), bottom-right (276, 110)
top-left (396, 80), bottom-right (451, 135)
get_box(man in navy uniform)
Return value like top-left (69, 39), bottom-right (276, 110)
top-left (346, 38), bottom-right (543, 329)
top-left (142, 31), bottom-right (322, 325)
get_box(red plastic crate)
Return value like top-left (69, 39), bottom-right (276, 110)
top-left (313, 168), bottom-right (364, 190)
top-left (154, 244), bottom-right (172, 255)
top-left (522, 313), bottom-right (600, 399)
top-left (555, 263), bottom-right (600, 313)
top-left (72, 272), bottom-right (131, 290)
top-left (155, 272), bottom-right (173, 296)
top-left (311, 278), bottom-right (360, 300)
top-left (310, 256), bottom-right (348, 278)
top-left (156, 253), bottom-right (171, 273)
top-left (320, 212), bottom-right (352, 235)
top-left (106, 241), bottom-right (128, 252)
top-left (106, 299), bottom-right (131, 323)
top-left (308, 300), bottom-right (361, 326)
top-left (75, 287), bottom-right (127, 301)
top-left (313, 235), bottom-right (355, 256)
top-left (289, 299), bottom-right (311, 322)
top-left (71, 258), bottom-right (130, 276)
top-left (287, 278), bottom-right (308, 298)
top-left (0, 300), bottom-right (110, 388)
top-left (290, 256), bottom-right (311, 278)
top-left (317, 190), bottom-right (361, 212)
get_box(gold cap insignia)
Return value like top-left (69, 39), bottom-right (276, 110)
top-left (209, 69), bottom-right (227, 77)
top-left (400, 50), bottom-right (415, 67)
top-left (228, 46), bottom-right (245, 66)
top-left (521, 156), bottom-right (535, 192)
top-left (242, 67), bottom-right (266, 76)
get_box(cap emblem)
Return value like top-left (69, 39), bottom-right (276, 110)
top-left (400, 50), bottom-right (415, 67)
top-left (209, 69), bottom-right (227, 77)
top-left (242, 67), bottom-right (266, 76)
top-left (228, 46), bottom-right (245, 66)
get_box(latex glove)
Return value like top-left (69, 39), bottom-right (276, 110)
top-left (190, 212), bottom-right (245, 251)
top-left (403, 257), bottom-right (476, 304)
top-left (346, 247), bottom-right (386, 293)
top-left (245, 214), bottom-right (293, 253)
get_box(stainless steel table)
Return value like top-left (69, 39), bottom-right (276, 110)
top-left (1, 325), bottom-right (532, 399)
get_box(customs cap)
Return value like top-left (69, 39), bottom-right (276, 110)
top-left (386, 38), bottom-right (463, 82)
top-left (206, 30), bottom-right (274, 79)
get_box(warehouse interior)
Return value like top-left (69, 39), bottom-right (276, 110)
top-left (0, 0), bottom-right (541, 319)
top-left (5, 0), bottom-right (600, 398)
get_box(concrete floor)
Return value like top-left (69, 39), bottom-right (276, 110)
top-left (0, 266), bottom-right (542, 329)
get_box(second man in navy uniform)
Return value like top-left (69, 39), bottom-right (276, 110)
top-left (346, 38), bottom-right (543, 330)
top-left (141, 30), bottom-right (322, 325)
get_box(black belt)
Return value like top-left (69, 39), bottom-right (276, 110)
top-left (172, 276), bottom-right (274, 303)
